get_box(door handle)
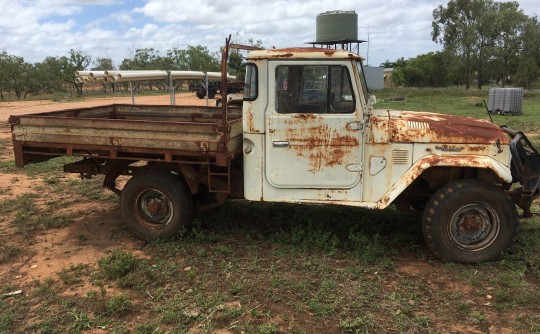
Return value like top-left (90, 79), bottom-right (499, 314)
top-left (273, 141), bottom-right (290, 148)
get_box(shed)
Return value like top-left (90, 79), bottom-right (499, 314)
top-left (364, 66), bottom-right (384, 90)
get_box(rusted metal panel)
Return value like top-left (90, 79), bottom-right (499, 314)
top-left (266, 112), bottom-right (362, 189)
top-left (387, 110), bottom-right (509, 144)
top-left (413, 143), bottom-right (511, 163)
top-left (10, 104), bottom-right (242, 168)
top-left (367, 109), bottom-right (509, 145)
top-left (366, 114), bottom-right (390, 143)
top-left (374, 154), bottom-right (513, 209)
top-left (248, 48), bottom-right (364, 61)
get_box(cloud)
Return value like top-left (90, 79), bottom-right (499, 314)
top-left (0, 0), bottom-right (538, 69)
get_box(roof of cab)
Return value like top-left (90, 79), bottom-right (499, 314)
top-left (247, 47), bottom-right (365, 61)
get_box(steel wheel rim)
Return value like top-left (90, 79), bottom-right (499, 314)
top-left (136, 189), bottom-right (173, 228)
top-left (448, 203), bottom-right (500, 251)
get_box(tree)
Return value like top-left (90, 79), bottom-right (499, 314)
top-left (59, 49), bottom-right (91, 96)
top-left (34, 56), bottom-right (67, 94)
top-left (512, 16), bottom-right (540, 88)
top-left (92, 57), bottom-right (114, 71)
top-left (380, 57), bottom-right (408, 86)
top-left (432, 0), bottom-right (498, 89)
top-left (493, 2), bottom-right (528, 87)
top-left (92, 57), bottom-right (115, 92)
top-left (167, 45), bottom-right (220, 71)
top-left (120, 48), bottom-right (174, 71)
top-left (0, 52), bottom-right (35, 99)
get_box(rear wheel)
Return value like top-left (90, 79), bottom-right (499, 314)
top-left (422, 179), bottom-right (518, 263)
top-left (196, 90), bottom-right (205, 99)
top-left (121, 170), bottom-right (194, 240)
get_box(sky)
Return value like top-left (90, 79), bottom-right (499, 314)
top-left (0, 0), bottom-right (539, 69)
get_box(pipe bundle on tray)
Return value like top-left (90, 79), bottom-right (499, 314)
top-left (75, 70), bottom-right (236, 83)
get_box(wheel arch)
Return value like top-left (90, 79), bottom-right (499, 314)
top-left (378, 155), bottom-right (513, 209)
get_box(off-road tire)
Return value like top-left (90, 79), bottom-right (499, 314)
top-left (196, 90), bottom-right (205, 99)
top-left (422, 179), bottom-right (518, 263)
top-left (121, 170), bottom-right (194, 240)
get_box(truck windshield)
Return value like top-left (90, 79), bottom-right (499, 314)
top-left (356, 60), bottom-right (370, 104)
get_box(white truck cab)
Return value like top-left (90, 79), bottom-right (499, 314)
top-left (239, 47), bottom-right (538, 263)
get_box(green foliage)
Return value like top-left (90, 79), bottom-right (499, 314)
top-left (0, 51), bottom-right (35, 100)
top-left (0, 244), bottom-right (24, 264)
top-left (105, 294), bottom-right (131, 316)
top-left (0, 156), bottom-right (77, 176)
top-left (392, 52), bottom-right (450, 87)
top-left (98, 249), bottom-right (142, 280)
top-left (167, 45), bottom-right (220, 72)
top-left (431, 0), bottom-right (540, 89)
top-left (340, 315), bottom-right (375, 333)
top-left (258, 323), bottom-right (279, 334)
top-left (0, 309), bottom-right (14, 333)
top-left (69, 310), bottom-right (93, 332)
top-left (0, 193), bottom-right (73, 236)
top-left (58, 264), bottom-right (89, 285)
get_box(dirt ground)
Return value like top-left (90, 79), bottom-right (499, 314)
top-left (0, 93), bottom-right (208, 285)
top-left (0, 92), bottom-right (210, 122)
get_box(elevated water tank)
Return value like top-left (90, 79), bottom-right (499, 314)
top-left (316, 10), bottom-right (358, 42)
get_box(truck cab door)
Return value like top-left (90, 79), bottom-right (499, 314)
top-left (265, 62), bottom-right (363, 195)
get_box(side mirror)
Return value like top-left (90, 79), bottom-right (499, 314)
top-left (368, 95), bottom-right (377, 107)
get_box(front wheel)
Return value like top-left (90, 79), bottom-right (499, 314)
top-left (121, 170), bottom-right (194, 240)
top-left (422, 179), bottom-right (518, 263)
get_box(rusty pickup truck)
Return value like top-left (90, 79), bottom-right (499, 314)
top-left (9, 39), bottom-right (540, 263)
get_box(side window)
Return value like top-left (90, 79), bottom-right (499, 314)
top-left (244, 63), bottom-right (257, 101)
top-left (275, 65), bottom-right (355, 114)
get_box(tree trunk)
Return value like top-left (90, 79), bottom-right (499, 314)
top-left (501, 56), bottom-right (508, 87)
top-left (477, 60), bottom-right (483, 90)
top-left (465, 50), bottom-right (471, 90)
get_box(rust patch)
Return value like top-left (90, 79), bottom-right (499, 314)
top-left (468, 145), bottom-right (486, 152)
top-left (324, 50), bottom-right (337, 56)
top-left (390, 112), bottom-right (509, 144)
top-left (245, 105), bottom-right (256, 133)
top-left (284, 124), bottom-right (359, 173)
top-left (435, 145), bottom-right (463, 153)
top-left (275, 53), bottom-right (294, 58)
top-left (292, 113), bottom-right (317, 121)
top-left (367, 116), bottom-right (390, 144)
top-left (248, 47), bottom-right (364, 61)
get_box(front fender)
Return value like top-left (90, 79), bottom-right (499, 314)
top-left (376, 155), bottom-right (513, 209)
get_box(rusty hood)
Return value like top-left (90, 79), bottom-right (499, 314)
top-left (370, 109), bottom-right (509, 145)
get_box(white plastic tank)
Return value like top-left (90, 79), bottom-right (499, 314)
top-left (487, 88), bottom-right (523, 115)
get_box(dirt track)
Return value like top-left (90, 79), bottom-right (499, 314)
top-left (0, 92), bottom-right (210, 122)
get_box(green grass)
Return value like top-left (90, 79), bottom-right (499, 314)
top-left (0, 156), bottom-right (78, 177)
top-left (1, 206), bottom-right (539, 332)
